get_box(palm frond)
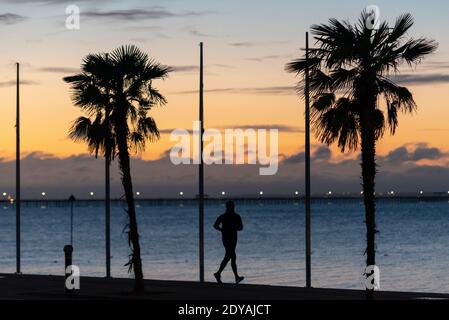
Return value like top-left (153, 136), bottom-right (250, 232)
top-left (69, 116), bottom-right (92, 142)
top-left (311, 93), bottom-right (335, 112)
top-left (400, 38), bottom-right (438, 66)
top-left (313, 97), bottom-right (359, 152)
top-left (287, 11), bottom-right (436, 153)
top-left (387, 13), bottom-right (414, 45)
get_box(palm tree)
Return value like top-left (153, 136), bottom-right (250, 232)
top-left (287, 12), bottom-right (437, 299)
top-left (64, 45), bottom-right (171, 293)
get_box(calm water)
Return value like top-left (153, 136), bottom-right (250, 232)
top-left (1, 199), bottom-right (449, 293)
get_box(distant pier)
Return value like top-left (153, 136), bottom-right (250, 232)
top-left (1, 195), bottom-right (449, 208)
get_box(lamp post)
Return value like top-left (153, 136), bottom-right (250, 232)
top-left (198, 42), bottom-right (205, 283)
top-left (304, 32), bottom-right (312, 289)
top-left (105, 52), bottom-right (112, 279)
top-left (16, 62), bottom-right (21, 275)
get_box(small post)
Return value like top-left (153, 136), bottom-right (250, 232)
top-left (69, 195), bottom-right (75, 246)
top-left (64, 245), bottom-right (74, 294)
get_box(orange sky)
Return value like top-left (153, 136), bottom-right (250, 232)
top-left (0, 70), bottom-right (447, 162)
top-left (1, 0), bottom-right (448, 163)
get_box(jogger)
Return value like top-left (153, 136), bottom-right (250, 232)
top-left (213, 201), bottom-right (244, 284)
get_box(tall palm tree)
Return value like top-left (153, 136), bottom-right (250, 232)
top-left (65, 45), bottom-right (171, 293)
top-left (287, 12), bottom-right (437, 299)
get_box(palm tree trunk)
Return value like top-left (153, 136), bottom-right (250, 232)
top-left (105, 154), bottom-right (111, 278)
top-left (116, 128), bottom-right (144, 294)
top-left (360, 117), bottom-right (377, 301)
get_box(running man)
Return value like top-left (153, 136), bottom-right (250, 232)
top-left (213, 200), bottom-right (244, 284)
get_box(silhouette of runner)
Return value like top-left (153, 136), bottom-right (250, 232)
top-left (213, 200), bottom-right (244, 284)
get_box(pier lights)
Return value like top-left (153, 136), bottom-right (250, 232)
top-left (136, 192), bottom-right (140, 196)
top-left (419, 190), bottom-right (424, 195)
top-left (221, 191), bottom-right (226, 196)
top-left (295, 191), bottom-right (299, 196)
top-left (259, 191), bottom-right (264, 196)
top-left (179, 191), bottom-right (184, 196)
top-left (2, 192), bottom-right (7, 197)
top-left (41, 192), bottom-right (46, 197)
top-left (90, 192), bottom-right (94, 197)
top-left (327, 191), bottom-right (332, 196)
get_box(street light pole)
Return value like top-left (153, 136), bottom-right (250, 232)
top-left (198, 42), bottom-right (205, 282)
top-left (16, 62), bottom-right (21, 275)
top-left (305, 32), bottom-right (312, 288)
top-left (105, 53), bottom-right (111, 279)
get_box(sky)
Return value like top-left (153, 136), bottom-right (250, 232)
top-left (0, 0), bottom-right (449, 198)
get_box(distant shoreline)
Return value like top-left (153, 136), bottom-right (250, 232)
top-left (2, 195), bottom-right (449, 203)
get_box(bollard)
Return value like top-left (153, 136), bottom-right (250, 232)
top-left (64, 245), bottom-right (74, 294)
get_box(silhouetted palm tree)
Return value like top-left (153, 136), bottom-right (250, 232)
top-left (64, 45), bottom-right (171, 293)
top-left (287, 12), bottom-right (437, 299)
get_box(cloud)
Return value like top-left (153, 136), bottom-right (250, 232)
top-left (1, 0), bottom-right (93, 3)
top-left (229, 42), bottom-right (256, 47)
top-left (282, 146), bottom-right (332, 165)
top-left (384, 144), bottom-right (447, 164)
top-left (171, 64), bottom-right (234, 74)
top-left (188, 29), bottom-right (215, 38)
top-left (159, 125), bottom-right (303, 135)
top-left (411, 146), bottom-right (445, 161)
top-left (37, 67), bottom-right (79, 74)
top-left (313, 146), bottom-right (331, 161)
top-left (171, 65), bottom-right (199, 73)
top-left (0, 80), bottom-right (39, 88)
top-left (172, 86), bottom-right (295, 95)
top-left (1, 143), bottom-right (449, 198)
top-left (282, 151), bottom-right (305, 165)
top-left (0, 13), bottom-right (27, 25)
top-left (220, 125), bottom-right (302, 133)
top-left (229, 41), bottom-right (288, 48)
top-left (245, 55), bottom-right (283, 62)
top-left (83, 8), bottom-right (209, 21)
top-left (393, 73), bottom-right (449, 85)
top-left (418, 61), bottom-right (449, 71)
top-left (212, 64), bottom-right (235, 69)
top-left (384, 147), bottom-right (409, 164)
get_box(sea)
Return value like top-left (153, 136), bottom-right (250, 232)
top-left (1, 198), bottom-right (449, 293)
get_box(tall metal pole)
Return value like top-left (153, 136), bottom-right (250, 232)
top-left (16, 62), bottom-right (21, 275)
top-left (105, 153), bottom-right (111, 278)
top-left (70, 201), bottom-right (73, 245)
top-left (105, 53), bottom-right (111, 279)
top-left (198, 42), bottom-right (205, 282)
top-left (305, 32), bottom-right (312, 288)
